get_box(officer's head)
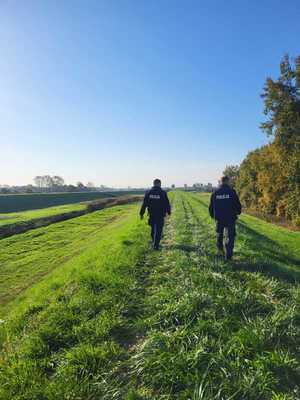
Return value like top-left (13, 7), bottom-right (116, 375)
top-left (153, 179), bottom-right (161, 188)
top-left (220, 176), bottom-right (230, 186)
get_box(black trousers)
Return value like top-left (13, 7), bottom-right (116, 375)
top-left (149, 217), bottom-right (164, 248)
top-left (216, 220), bottom-right (236, 258)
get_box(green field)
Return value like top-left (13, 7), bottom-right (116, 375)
top-left (0, 203), bottom-right (85, 227)
top-left (0, 192), bottom-right (300, 399)
top-left (0, 195), bottom-right (142, 240)
top-left (0, 190), bottom-right (143, 213)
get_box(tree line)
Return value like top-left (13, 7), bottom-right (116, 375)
top-left (33, 175), bottom-right (96, 192)
top-left (224, 54), bottom-right (300, 227)
top-left (0, 176), bottom-right (112, 194)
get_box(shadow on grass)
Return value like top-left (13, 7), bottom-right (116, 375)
top-left (165, 244), bottom-right (198, 253)
top-left (164, 243), bottom-right (224, 267)
top-left (165, 223), bottom-right (300, 284)
top-left (123, 240), bottom-right (134, 246)
top-left (234, 221), bottom-right (300, 284)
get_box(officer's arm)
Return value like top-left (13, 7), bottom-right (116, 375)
top-left (140, 192), bottom-right (149, 218)
top-left (209, 193), bottom-right (215, 218)
top-left (233, 190), bottom-right (242, 215)
top-left (165, 193), bottom-right (171, 215)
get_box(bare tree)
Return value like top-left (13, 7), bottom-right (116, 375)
top-left (52, 176), bottom-right (65, 187)
top-left (43, 175), bottom-right (54, 191)
top-left (76, 182), bottom-right (85, 191)
top-left (34, 176), bottom-right (43, 190)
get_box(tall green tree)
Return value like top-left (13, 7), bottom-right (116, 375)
top-left (236, 54), bottom-right (300, 226)
top-left (223, 165), bottom-right (239, 188)
top-left (261, 54), bottom-right (300, 223)
top-left (261, 55), bottom-right (300, 149)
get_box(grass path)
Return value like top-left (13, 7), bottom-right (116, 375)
top-left (0, 192), bottom-right (300, 399)
top-left (126, 192), bottom-right (300, 398)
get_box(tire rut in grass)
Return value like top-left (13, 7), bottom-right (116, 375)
top-left (107, 207), bottom-right (178, 397)
top-left (125, 192), bottom-right (210, 398)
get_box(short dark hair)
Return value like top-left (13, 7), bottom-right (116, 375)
top-left (153, 178), bottom-right (161, 186)
top-left (221, 176), bottom-right (230, 184)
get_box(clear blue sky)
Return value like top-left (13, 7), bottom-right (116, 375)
top-left (1, 0), bottom-right (299, 187)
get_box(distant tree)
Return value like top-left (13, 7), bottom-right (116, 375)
top-left (44, 175), bottom-right (54, 189)
top-left (34, 175), bottom-right (65, 192)
top-left (76, 182), bottom-right (86, 191)
top-left (192, 183), bottom-right (203, 191)
top-left (206, 183), bottom-right (213, 192)
top-left (67, 185), bottom-right (77, 192)
top-left (52, 176), bottom-right (65, 187)
top-left (223, 165), bottom-right (239, 187)
top-left (34, 176), bottom-right (43, 190)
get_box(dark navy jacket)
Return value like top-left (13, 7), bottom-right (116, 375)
top-left (140, 187), bottom-right (171, 219)
top-left (209, 184), bottom-right (242, 223)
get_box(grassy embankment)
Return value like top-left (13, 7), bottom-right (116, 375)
top-left (1, 192), bottom-right (300, 399)
top-left (0, 203), bottom-right (85, 227)
top-left (0, 195), bottom-right (142, 239)
top-left (0, 190), bottom-right (144, 213)
top-left (0, 202), bottom-right (143, 317)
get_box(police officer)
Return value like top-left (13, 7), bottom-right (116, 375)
top-left (140, 179), bottom-right (171, 250)
top-left (209, 176), bottom-right (242, 260)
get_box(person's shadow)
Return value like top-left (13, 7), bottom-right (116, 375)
top-left (164, 217), bottom-right (300, 284)
top-left (165, 243), bottom-right (198, 253)
top-left (233, 220), bottom-right (300, 284)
